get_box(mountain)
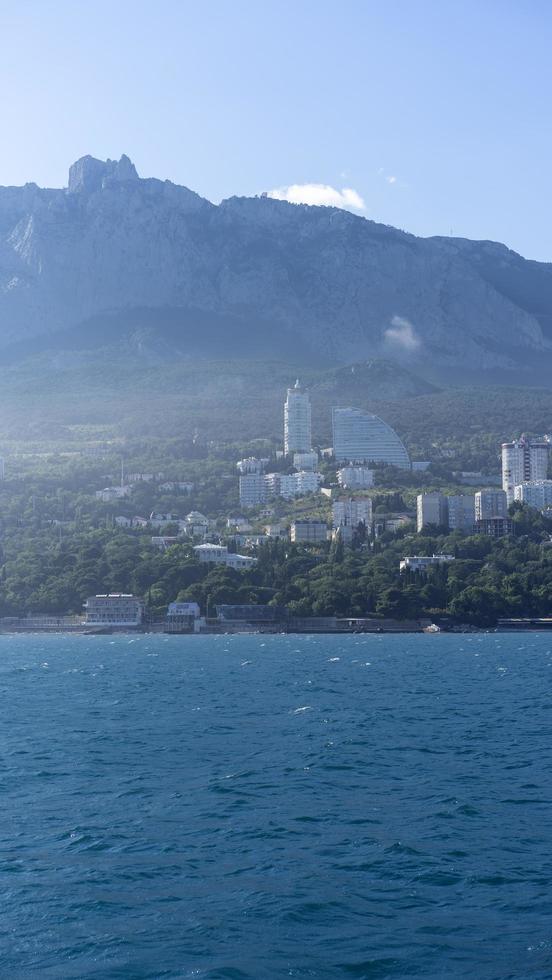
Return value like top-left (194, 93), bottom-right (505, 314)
top-left (1, 154), bottom-right (552, 377)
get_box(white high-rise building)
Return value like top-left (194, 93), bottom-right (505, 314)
top-left (284, 380), bottom-right (312, 455)
top-left (502, 437), bottom-right (549, 504)
top-left (239, 473), bottom-right (266, 508)
top-left (332, 408), bottom-right (410, 469)
top-left (514, 480), bottom-right (552, 510)
top-left (264, 471), bottom-right (322, 500)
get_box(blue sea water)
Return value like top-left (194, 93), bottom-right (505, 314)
top-left (0, 633), bottom-right (552, 979)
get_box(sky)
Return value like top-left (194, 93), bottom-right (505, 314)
top-left (0, 0), bottom-right (551, 260)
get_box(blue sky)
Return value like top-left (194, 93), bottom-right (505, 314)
top-left (1, 0), bottom-right (550, 259)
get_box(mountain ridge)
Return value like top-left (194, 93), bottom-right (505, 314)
top-left (0, 154), bottom-right (551, 377)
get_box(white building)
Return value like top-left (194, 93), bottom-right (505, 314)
top-left (149, 512), bottom-right (180, 529)
top-left (514, 480), bottom-right (552, 510)
top-left (159, 481), bottom-right (194, 493)
top-left (264, 523), bottom-right (289, 538)
top-left (95, 486), bottom-right (132, 502)
top-left (167, 601), bottom-right (202, 632)
top-left (337, 466), bottom-right (374, 489)
top-left (291, 470), bottom-right (322, 497)
top-left (127, 473), bottom-right (156, 483)
top-left (236, 457), bottom-right (267, 475)
top-left (417, 493), bottom-right (448, 532)
top-left (84, 594), bottom-right (144, 627)
top-left (226, 516), bottom-right (253, 531)
top-left (332, 408), bottom-right (410, 468)
top-left (332, 497), bottom-right (373, 531)
top-left (239, 472), bottom-right (266, 508)
top-left (264, 470), bottom-right (322, 500)
top-left (263, 472), bottom-right (281, 497)
top-left (400, 555), bottom-right (455, 573)
top-left (290, 521), bottom-right (328, 544)
top-left (447, 494), bottom-right (476, 532)
top-left (475, 490), bottom-right (508, 520)
top-left (293, 450), bottom-right (318, 471)
top-left (502, 437), bottom-right (549, 504)
top-left (284, 380), bottom-right (312, 454)
top-left (184, 511), bottom-right (210, 537)
top-left (168, 601), bottom-right (200, 619)
top-left (193, 544), bottom-right (257, 569)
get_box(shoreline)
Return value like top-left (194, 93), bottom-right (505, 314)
top-left (0, 625), bottom-right (546, 636)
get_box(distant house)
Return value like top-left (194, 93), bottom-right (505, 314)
top-left (149, 512), bottom-right (180, 529)
top-left (127, 472), bottom-right (165, 483)
top-left (95, 486), bottom-right (132, 502)
top-left (185, 511), bottom-right (210, 538)
top-left (193, 544), bottom-right (257, 569)
top-left (159, 481), bottom-right (194, 493)
top-left (132, 516), bottom-right (149, 528)
top-left (84, 594), bottom-right (144, 627)
top-left (166, 602), bottom-right (202, 632)
top-left (264, 523), bottom-right (288, 538)
top-left (151, 536), bottom-right (180, 550)
top-left (226, 516), bottom-right (253, 531)
top-left (400, 555), bottom-right (455, 573)
top-left (168, 601), bottom-right (200, 619)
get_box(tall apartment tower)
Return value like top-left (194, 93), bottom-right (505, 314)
top-left (502, 436), bottom-right (549, 504)
top-left (447, 494), bottom-right (476, 532)
top-left (475, 490), bottom-right (508, 520)
top-left (417, 493), bottom-right (448, 532)
top-left (416, 493), bottom-right (448, 532)
top-left (284, 380), bottom-right (312, 455)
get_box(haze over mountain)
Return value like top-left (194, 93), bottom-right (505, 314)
top-left (1, 154), bottom-right (552, 379)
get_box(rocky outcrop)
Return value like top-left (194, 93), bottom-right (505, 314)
top-left (0, 154), bottom-right (551, 372)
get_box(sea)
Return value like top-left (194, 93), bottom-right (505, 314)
top-left (0, 632), bottom-right (552, 979)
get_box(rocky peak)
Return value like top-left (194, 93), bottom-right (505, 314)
top-left (67, 154), bottom-right (139, 194)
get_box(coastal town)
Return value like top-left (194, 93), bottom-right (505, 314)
top-left (0, 381), bottom-right (550, 633)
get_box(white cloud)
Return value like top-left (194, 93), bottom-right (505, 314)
top-left (267, 183), bottom-right (365, 212)
top-left (386, 175), bottom-right (397, 185)
top-left (383, 316), bottom-right (421, 351)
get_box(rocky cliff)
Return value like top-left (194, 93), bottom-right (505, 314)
top-left (1, 154), bottom-right (551, 373)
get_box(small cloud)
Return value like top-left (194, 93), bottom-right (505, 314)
top-left (378, 168), bottom-right (400, 186)
top-left (267, 183), bottom-right (365, 212)
top-left (384, 316), bottom-right (421, 351)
